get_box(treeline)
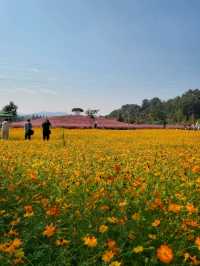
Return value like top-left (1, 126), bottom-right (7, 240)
top-left (107, 89), bottom-right (200, 124)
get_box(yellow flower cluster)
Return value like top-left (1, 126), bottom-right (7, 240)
top-left (0, 128), bottom-right (200, 265)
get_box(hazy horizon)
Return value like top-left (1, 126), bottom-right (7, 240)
top-left (0, 0), bottom-right (200, 115)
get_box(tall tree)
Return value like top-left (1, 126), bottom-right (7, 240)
top-left (85, 109), bottom-right (99, 119)
top-left (2, 101), bottom-right (18, 116)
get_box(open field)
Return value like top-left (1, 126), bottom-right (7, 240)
top-left (1, 129), bottom-right (200, 266)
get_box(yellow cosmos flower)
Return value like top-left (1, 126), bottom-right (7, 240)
top-left (15, 248), bottom-right (25, 258)
top-left (0, 210), bottom-right (6, 216)
top-left (107, 216), bottom-right (118, 224)
top-left (131, 212), bottom-right (140, 221)
top-left (109, 261), bottom-right (121, 266)
top-left (55, 238), bottom-right (70, 246)
top-left (99, 224), bottom-right (108, 233)
top-left (119, 200), bottom-right (127, 208)
top-left (183, 252), bottom-right (190, 262)
top-left (132, 246), bottom-right (144, 254)
top-left (24, 205), bottom-right (34, 217)
top-left (148, 234), bottom-right (157, 240)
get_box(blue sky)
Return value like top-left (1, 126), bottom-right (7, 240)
top-left (0, 0), bottom-right (200, 114)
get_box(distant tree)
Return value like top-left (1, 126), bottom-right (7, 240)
top-left (86, 109), bottom-right (99, 119)
top-left (2, 101), bottom-right (18, 116)
top-left (72, 108), bottom-right (84, 115)
top-left (107, 89), bottom-right (200, 124)
top-left (141, 99), bottom-right (150, 110)
top-left (181, 89), bottom-right (200, 120)
top-left (121, 104), bottom-right (141, 123)
top-left (108, 109), bottom-right (121, 119)
top-left (118, 112), bottom-right (124, 122)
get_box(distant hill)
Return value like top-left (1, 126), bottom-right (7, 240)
top-left (12, 115), bottom-right (184, 129)
top-left (12, 115), bottom-right (134, 129)
top-left (19, 111), bottom-right (67, 118)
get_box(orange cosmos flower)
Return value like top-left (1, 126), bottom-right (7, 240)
top-left (157, 244), bottom-right (173, 264)
top-left (2, 239), bottom-right (22, 254)
top-left (195, 237), bottom-right (200, 250)
top-left (12, 239), bottom-right (22, 249)
top-left (99, 205), bottom-right (110, 211)
top-left (46, 206), bottom-right (60, 216)
top-left (10, 218), bottom-right (20, 226)
top-left (183, 219), bottom-right (199, 228)
top-left (152, 219), bottom-right (160, 227)
top-left (43, 224), bottom-right (56, 237)
top-left (186, 203), bottom-right (197, 214)
top-left (7, 229), bottom-right (19, 237)
top-left (149, 197), bottom-right (164, 210)
top-left (41, 198), bottom-right (49, 208)
top-left (30, 173), bottom-right (37, 181)
top-left (102, 250), bottom-right (115, 263)
top-left (82, 236), bottom-right (97, 248)
top-left (114, 164), bottom-right (121, 173)
top-left (168, 203), bottom-right (182, 213)
top-left (192, 165), bottom-right (200, 174)
top-left (190, 255), bottom-right (200, 265)
top-left (106, 239), bottom-right (119, 255)
top-left (107, 239), bottom-right (117, 250)
top-left (13, 258), bottom-right (24, 265)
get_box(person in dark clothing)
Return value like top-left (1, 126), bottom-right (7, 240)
top-left (24, 119), bottom-right (33, 140)
top-left (42, 119), bottom-right (51, 141)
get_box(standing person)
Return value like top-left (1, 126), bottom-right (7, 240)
top-left (24, 119), bottom-right (33, 140)
top-left (195, 121), bottom-right (200, 130)
top-left (1, 119), bottom-right (9, 140)
top-left (94, 120), bottom-right (98, 128)
top-left (42, 119), bottom-right (51, 141)
top-left (163, 119), bottom-right (167, 129)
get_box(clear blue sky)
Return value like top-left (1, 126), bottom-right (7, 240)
top-left (0, 0), bottom-right (200, 114)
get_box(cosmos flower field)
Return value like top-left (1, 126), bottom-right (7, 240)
top-left (0, 129), bottom-right (200, 266)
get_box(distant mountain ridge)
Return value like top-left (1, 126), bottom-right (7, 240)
top-left (19, 111), bottom-right (67, 117)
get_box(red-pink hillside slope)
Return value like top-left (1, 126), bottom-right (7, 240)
top-left (12, 115), bottom-right (133, 129)
top-left (12, 115), bottom-right (184, 129)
